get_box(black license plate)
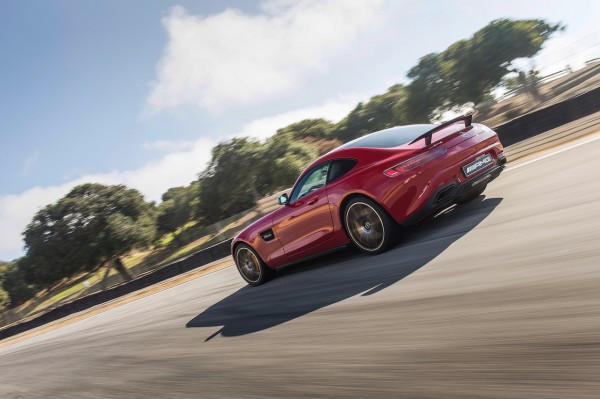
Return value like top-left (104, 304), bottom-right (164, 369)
top-left (462, 154), bottom-right (493, 177)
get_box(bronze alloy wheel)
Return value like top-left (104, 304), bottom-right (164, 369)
top-left (236, 247), bottom-right (261, 283)
top-left (345, 201), bottom-right (386, 252)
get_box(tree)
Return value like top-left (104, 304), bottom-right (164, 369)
top-left (333, 84), bottom-right (410, 142)
top-left (297, 136), bottom-right (343, 156)
top-left (197, 138), bottom-right (266, 223)
top-left (276, 118), bottom-right (334, 139)
top-left (0, 267), bottom-right (8, 309)
top-left (405, 53), bottom-right (448, 122)
top-left (272, 118), bottom-right (340, 156)
top-left (259, 132), bottom-right (318, 193)
top-left (196, 135), bottom-right (320, 223)
top-left (0, 287), bottom-right (8, 310)
top-left (156, 182), bottom-right (200, 240)
top-left (0, 260), bottom-right (35, 308)
top-left (406, 18), bottom-right (563, 121)
top-left (22, 184), bottom-right (156, 286)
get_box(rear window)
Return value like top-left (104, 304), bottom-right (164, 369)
top-left (338, 124), bottom-right (436, 149)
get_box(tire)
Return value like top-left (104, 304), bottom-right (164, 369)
top-left (234, 243), bottom-right (276, 286)
top-left (456, 184), bottom-right (487, 205)
top-left (343, 197), bottom-right (396, 255)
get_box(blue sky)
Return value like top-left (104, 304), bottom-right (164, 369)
top-left (1, 0), bottom-right (599, 260)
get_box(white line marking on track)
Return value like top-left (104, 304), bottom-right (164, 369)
top-left (506, 132), bottom-right (600, 172)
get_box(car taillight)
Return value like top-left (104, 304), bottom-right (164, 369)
top-left (384, 148), bottom-right (447, 177)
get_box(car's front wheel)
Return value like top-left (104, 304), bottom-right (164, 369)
top-left (234, 243), bottom-right (275, 286)
top-left (344, 197), bottom-right (396, 255)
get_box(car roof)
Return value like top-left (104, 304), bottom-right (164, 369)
top-left (307, 124), bottom-right (436, 167)
top-left (336, 124), bottom-right (436, 150)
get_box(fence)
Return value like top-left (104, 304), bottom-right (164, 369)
top-left (494, 86), bottom-right (600, 146)
top-left (0, 239), bottom-right (233, 341)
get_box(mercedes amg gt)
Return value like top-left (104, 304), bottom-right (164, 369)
top-left (232, 114), bottom-right (506, 285)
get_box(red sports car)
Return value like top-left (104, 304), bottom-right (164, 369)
top-left (232, 114), bottom-right (505, 285)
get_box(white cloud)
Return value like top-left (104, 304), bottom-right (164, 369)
top-left (0, 138), bottom-right (214, 260)
top-left (240, 95), bottom-right (361, 140)
top-left (146, 0), bottom-right (385, 113)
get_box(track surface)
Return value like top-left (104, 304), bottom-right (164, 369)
top-left (1, 137), bottom-right (600, 398)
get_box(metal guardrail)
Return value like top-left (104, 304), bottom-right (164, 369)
top-left (0, 239), bottom-right (232, 341)
top-left (585, 58), bottom-right (600, 66)
top-left (494, 86), bottom-right (600, 146)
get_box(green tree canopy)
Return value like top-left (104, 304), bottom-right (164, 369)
top-left (198, 138), bottom-right (266, 223)
top-left (259, 132), bottom-right (318, 193)
top-left (0, 286), bottom-right (8, 310)
top-left (406, 18), bottom-right (563, 121)
top-left (0, 262), bottom-right (9, 309)
top-left (22, 184), bottom-right (156, 286)
top-left (197, 135), bottom-right (318, 223)
top-left (156, 182), bottom-right (200, 236)
top-left (0, 260), bottom-right (35, 308)
top-left (272, 118), bottom-right (341, 156)
top-left (276, 118), bottom-right (335, 139)
top-left (333, 84), bottom-right (409, 142)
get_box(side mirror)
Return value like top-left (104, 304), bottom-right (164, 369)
top-left (277, 193), bottom-right (289, 206)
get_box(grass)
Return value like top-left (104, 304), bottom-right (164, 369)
top-left (158, 220), bottom-right (198, 246)
top-left (30, 281), bottom-right (87, 313)
top-left (152, 213), bottom-right (258, 266)
top-left (156, 236), bottom-right (213, 266)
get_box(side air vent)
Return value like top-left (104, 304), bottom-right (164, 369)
top-left (260, 229), bottom-right (275, 242)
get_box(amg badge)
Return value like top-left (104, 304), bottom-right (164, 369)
top-left (462, 154), bottom-right (493, 177)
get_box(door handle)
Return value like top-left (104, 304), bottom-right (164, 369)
top-left (307, 196), bottom-right (318, 205)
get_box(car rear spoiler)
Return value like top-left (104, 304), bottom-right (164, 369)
top-left (410, 113), bottom-right (473, 146)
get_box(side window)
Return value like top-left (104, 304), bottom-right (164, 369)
top-left (328, 159), bottom-right (358, 183)
top-left (290, 162), bottom-right (330, 202)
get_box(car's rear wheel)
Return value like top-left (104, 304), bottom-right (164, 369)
top-left (344, 197), bottom-right (396, 255)
top-left (234, 244), bottom-right (275, 286)
top-left (457, 184), bottom-right (487, 205)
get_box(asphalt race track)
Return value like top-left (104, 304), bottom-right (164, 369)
top-left (1, 136), bottom-right (600, 398)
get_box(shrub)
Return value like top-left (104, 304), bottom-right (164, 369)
top-left (0, 286), bottom-right (9, 310)
top-left (0, 261), bottom-right (35, 308)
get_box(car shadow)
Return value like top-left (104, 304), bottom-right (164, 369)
top-left (186, 196), bottom-right (502, 341)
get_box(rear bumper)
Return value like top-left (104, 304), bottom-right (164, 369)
top-left (401, 156), bottom-right (505, 226)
